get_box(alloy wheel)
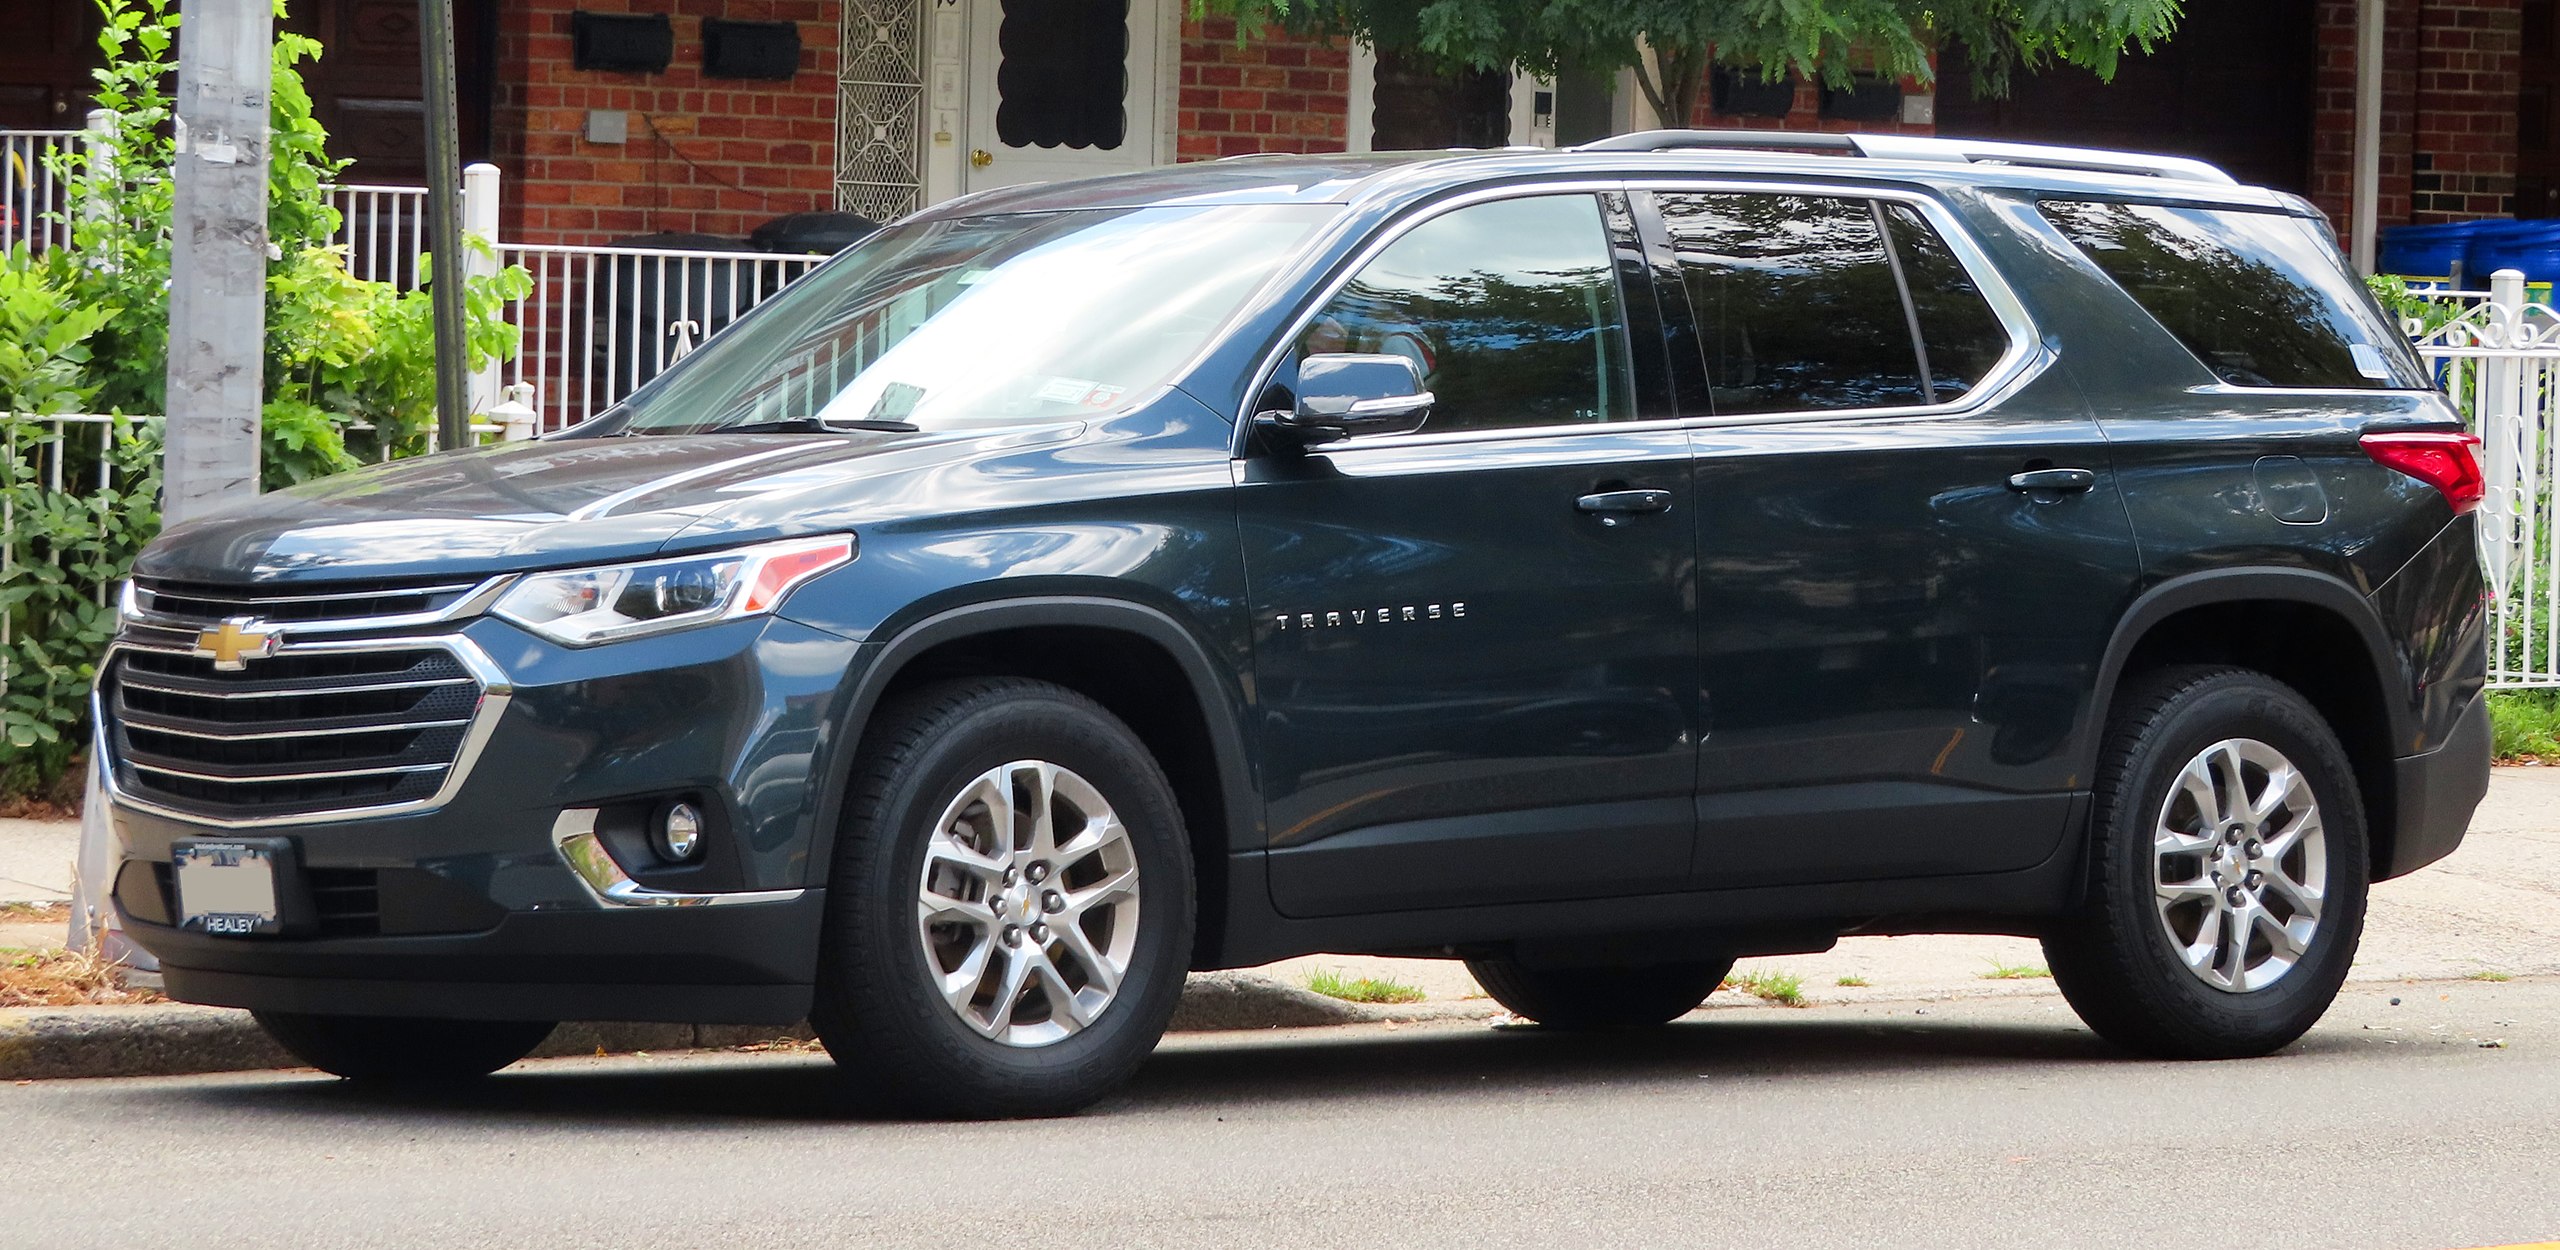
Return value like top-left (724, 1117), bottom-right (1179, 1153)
top-left (915, 759), bottom-right (1143, 1047)
top-left (2150, 737), bottom-right (2328, 994)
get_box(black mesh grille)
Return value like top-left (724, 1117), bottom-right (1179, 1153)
top-left (103, 646), bottom-right (486, 819)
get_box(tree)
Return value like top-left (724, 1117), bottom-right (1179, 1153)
top-left (1194, 0), bottom-right (2181, 131)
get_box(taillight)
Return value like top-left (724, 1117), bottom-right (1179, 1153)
top-left (2361, 430), bottom-right (2485, 515)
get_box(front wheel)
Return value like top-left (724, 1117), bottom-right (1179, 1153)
top-left (1465, 955), bottom-right (1733, 1029)
top-left (810, 678), bottom-right (1195, 1119)
top-left (2043, 666), bottom-right (2370, 1059)
top-left (253, 1012), bottom-right (555, 1081)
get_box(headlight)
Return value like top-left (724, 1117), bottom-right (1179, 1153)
top-left (492, 535), bottom-right (854, 646)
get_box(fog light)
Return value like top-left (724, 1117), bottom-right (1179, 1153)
top-left (657, 802), bottom-right (706, 862)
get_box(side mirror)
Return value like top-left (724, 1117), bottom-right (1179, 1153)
top-left (1260, 353), bottom-right (1435, 446)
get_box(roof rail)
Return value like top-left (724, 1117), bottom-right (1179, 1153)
top-left (1571, 128), bottom-right (2239, 186)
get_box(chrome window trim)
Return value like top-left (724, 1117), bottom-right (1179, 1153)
top-left (95, 633), bottom-right (515, 830)
top-left (119, 575), bottom-right (512, 636)
top-left (550, 810), bottom-right (806, 909)
top-left (1232, 176), bottom-right (2048, 456)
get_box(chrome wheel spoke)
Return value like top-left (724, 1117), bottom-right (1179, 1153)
top-left (2150, 737), bottom-right (2327, 996)
top-left (914, 757), bottom-right (1144, 1048)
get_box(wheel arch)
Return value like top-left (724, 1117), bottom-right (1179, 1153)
top-left (2088, 568), bottom-right (2410, 881)
top-left (808, 596), bottom-right (1259, 969)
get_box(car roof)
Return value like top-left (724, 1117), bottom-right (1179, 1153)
top-left (923, 133), bottom-right (2310, 220)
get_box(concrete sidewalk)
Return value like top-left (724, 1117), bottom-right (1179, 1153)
top-left (0, 816), bottom-right (76, 906)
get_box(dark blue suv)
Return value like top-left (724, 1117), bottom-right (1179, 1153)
top-left (102, 132), bottom-right (2492, 1117)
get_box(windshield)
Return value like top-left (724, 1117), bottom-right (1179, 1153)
top-left (617, 204), bottom-right (1337, 434)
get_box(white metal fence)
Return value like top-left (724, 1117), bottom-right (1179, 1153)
top-left (328, 183), bottom-right (434, 288)
top-left (1, 128), bottom-right (80, 255)
top-left (497, 241), bottom-right (828, 432)
top-left (0, 413), bottom-right (158, 685)
top-left (2411, 269), bottom-right (2560, 688)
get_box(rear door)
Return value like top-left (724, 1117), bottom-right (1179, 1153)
top-left (1641, 185), bottom-right (2146, 889)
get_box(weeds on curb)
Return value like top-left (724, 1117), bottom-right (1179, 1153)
top-left (1724, 970), bottom-right (1806, 1006)
top-left (1979, 961), bottom-right (2052, 981)
top-left (1834, 975), bottom-right (1870, 987)
top-left (0, 947), bottom-right (162, 1008)
top-left (1304, 968), bottom-right (1426, 1004)
top-left (2466, 970), bottom-right (2515, 982)
top-left (0, 901), bottom-right (72, 923)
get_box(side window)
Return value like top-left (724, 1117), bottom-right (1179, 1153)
top-left (1300, 194), bottom-right (1635, 433)
top-left (1656, 193), bottom-right (1928, 414)
top-left (2039, 199), bottom-right (2426, 389)
top-left (1881, 204), bottom-right (2013, 399)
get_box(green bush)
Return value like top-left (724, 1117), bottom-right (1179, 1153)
top-left (0, 0), bottom-right (529, 797)
top-left (2489, 689), bottom-right (2560, 762)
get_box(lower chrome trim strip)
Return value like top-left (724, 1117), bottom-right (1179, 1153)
top-left (551, 810), bottom-right (805, 909)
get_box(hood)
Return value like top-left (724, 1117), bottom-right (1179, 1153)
top-left (134, 425), bottom-right (1083, 583)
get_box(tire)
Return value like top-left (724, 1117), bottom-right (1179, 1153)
top-left (810, 677), bottom-right (1195, 1119)
top-left (253, 1012), bottom-right (555, 1081)
top-left (1465, 954), bottom-right (1733, 1029)
top-left (2043, 666), bottom-right (2370, 1059)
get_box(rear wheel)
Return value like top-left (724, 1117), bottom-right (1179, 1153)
top-left (2043, 666), bottom-right (2369, 1059)
top-left (253, 1012), bottom-right (554, 1081)
top-left (1465, 954), bottom-right (1733, 1029)
top-left (810, 678), bottom-right (1195, 1119)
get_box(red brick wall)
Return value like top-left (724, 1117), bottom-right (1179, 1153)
top-left (2412, 0), bottom-right (2523, 219)
top-left (1177, 20), bottom-right (1351, 159)
top-left (492, 0), bottom-right (841, 245)
top-left (2312, 0), bottom-right (2520, 239)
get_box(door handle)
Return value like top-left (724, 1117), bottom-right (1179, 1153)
top-left (2006, 467), bottom-right (2097, 494)
top-left (1576, 489), bottom-right (1673, 523)
top-left (970, 148), bottom-right (994, 168)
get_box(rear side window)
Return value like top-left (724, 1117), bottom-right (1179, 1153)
top-left (1881, 205), bottom-right (2013, 399)
top-left (2039, 199), bottom-right (2427, 389)
top-left (1655, 193), bottom-right (2013, 415)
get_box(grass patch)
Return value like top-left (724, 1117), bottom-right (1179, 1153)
top-left (2466, 969), bottom-right (2514, 982)
top-left (1979, 961), bottom-right (2053, 980)
top-left (0, 901), bottom-right (71, 924)
top-left (2490, 689), bottom-right (2560, 763)
top-left (0, 947), bottom-right (161, 1008)
top-left (1724, 970), bottom-right (1806, 1006)
top-left (1303, 968), bottom-right (1426, 1005)
top-left (1834, 975), bottom-right (1870, 988)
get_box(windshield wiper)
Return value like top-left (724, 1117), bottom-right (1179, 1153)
top-left (704, 416), bottom-right (922, 435)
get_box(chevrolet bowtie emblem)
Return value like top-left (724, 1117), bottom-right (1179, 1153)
top-left (193, 618), bottom-right (278, 671)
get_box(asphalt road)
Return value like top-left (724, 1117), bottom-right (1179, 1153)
top-left (7, 979), bottom-right (2556, 1250)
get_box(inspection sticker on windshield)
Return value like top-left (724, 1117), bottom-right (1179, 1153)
top-left (1035, 376), bottom-right (1099, 404)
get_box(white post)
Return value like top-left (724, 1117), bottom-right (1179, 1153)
top-left (79, 108), bottom-right (117, 263)
top-left (162, 0), bottom-right (270, 523)
top-left (461, 161), bottom-right (503, 412)
top-left (2351, 0), bottom-right (2384, 274)
top-left (2482, 269), bottom-right (2529, 597)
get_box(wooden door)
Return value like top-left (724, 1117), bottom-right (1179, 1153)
top-left (2522, 0), bottom-right (2558, 218)
top-left (1937, 0), bottom-right (2317, 196)
top-left (0, 0), bottom-right (102, 130)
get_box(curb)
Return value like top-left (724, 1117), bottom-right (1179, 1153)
top-left (1, 973), bottom-right (1500, 1081)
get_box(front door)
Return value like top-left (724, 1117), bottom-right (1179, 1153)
top-left (1642, 187), bottom-right (2144, 889)
top-left (1243, 191), bottom-right (1699, 918)
top-left (964, 0), bottom-right (1163, 193)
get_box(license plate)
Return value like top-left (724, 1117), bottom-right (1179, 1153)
top-left (174, 841), bottom-right (282, 937)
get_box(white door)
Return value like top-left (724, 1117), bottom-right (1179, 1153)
top-left (964, 0), bottom-right (1164, 192)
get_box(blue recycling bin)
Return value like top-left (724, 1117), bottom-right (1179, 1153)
top-left (2379, 221), bottom-right (2478, 280)
top-left (2465, 219), bottom-right (2560, 286)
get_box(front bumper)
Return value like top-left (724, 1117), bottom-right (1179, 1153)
top-left (105, 613), bottom-right (867, 1023)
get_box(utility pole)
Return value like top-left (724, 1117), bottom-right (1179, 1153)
top-left (162, 0), bottom-right (271, 524)
top-left (419, 0), bottom-right (471, 450)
